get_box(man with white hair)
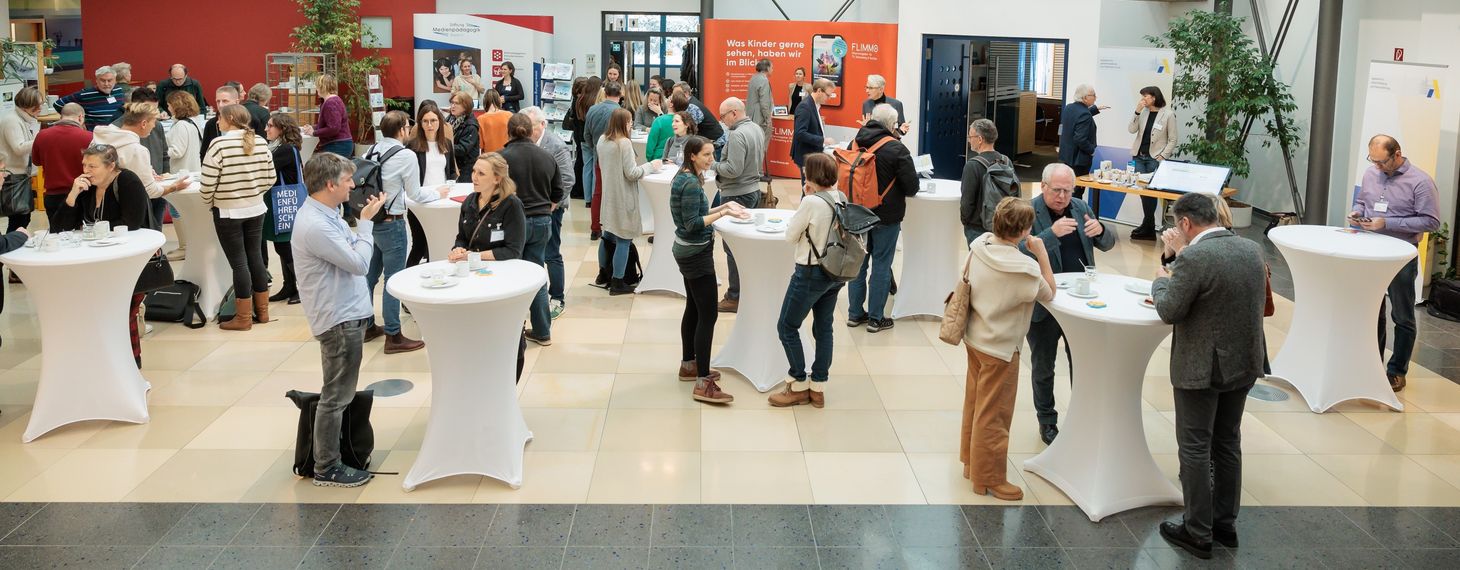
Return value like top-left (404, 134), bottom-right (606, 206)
top-left (845, 103), bottom-right (919, 333)
top-left (54, 65), bottom-right (127, 130)
top-left (522, 105), bottom-right (576, 319)
top-left (1019, 162), bottom-right (1114, 445)
top-left (156, 63), bottom-right (207, 117)
top-left (712, 96), bottom-right (767, 313)
top-left (860, 74), bottom-right (907, 134)
top-left (1058, 84), bottom-right (1108, 197)
top-left (111, 62), bottom-right (135, 97)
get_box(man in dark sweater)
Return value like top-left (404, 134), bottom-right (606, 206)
top-left (242, 83), bottom-right (272, 137)
top-left (845, 104), bottom-right (919, 333)
top-left (54, 65), bottom-right (126, 130)
top-left (499, 112), bottom-right (562, 345)
top-left (157, 64), bottom-right (207, 117)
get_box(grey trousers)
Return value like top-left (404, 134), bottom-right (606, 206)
top-left (313, 317), bottom-right (368, 473)
top-left (1025, 315), bottom-right (1072, 426)
top-left (721, 190), bottom-right (762, 300)
top-left (1172, 382), bottom-right (1252, 543)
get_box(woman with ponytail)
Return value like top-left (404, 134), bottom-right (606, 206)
top-left (201, 104), bottom-right (276, 331)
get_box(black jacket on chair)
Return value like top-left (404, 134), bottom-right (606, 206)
top-left (790, 96), bottom-right (825, 167)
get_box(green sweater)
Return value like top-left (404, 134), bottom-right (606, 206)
top-left (644, 113), bottom-right (674, 161)
top-left (670, 169), bottom-right (713, 257)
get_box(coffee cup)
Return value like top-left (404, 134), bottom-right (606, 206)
top-left (113, 225), bottom-right (128, 236)
top-left (1075, 277), bottom-right (1092, 296)
top-left (455, 261), bottom-right (469, 277)
top-left (468, 251), bottom-right (483, 270)
top-left (754, 212), bottom-right (767, 226)
top-left (95, 220), bottom-right (111, 236)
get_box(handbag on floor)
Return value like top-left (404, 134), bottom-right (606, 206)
top-left (144, 280), bottom-right (206, 329)
top-left (938, 247), bottom-right (977, 345)
top-left (285, 389), bottom-right (376, 477)
top-left (1426, 278), bottom-right (1460, 322)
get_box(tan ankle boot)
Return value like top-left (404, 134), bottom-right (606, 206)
top-left (220, 297), bottom-right (253, 331)
top-left (252, 292), bottom-right (270, 323)
top-left (767, 381), bottom-right (811, 407)
top-left (973, 482), bottom-right (1024, 501)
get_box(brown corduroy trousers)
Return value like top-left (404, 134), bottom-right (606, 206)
top-left (960, 344), bottom-right (1020, 488)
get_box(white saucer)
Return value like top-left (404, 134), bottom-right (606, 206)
top-left (1066, 290), bottom-right (1098, 299)
top-left (755, 225), bottom-right (785, 234)
top-left (1124, 281), bottom-right (1153, 295)
top-left (87, 239), bottom-right (122, 247)
top-left (1056, 279), bottom-right (1072, 290)
top-left (421, 278), bottom-right (459, 289)
top-left (728, 217), bottom-right (754, 224)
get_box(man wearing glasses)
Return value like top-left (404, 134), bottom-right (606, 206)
top-left (860, 74), bottom-right (908, 135)
top-left (712, 97), bottom-right (766, 313)
top-left (1020, 162), bottom-right (1114, 445)
top-left (1350, 134), bottom-right (1440, 392)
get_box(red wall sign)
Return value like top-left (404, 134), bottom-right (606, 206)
top-left (1394, 48), bottom-right (1405, 62)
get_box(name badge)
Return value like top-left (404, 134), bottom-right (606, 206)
top-left (504, 85), bottom-right (512, 92)
top-left (1152, 123), bottom-right (1165, 132)
top-left (490, 230), bottom-right (505, 242)
top-left (106, 96), bottom-right (117, 104)
top-left (1374, 199), bottom-right (1389, 213)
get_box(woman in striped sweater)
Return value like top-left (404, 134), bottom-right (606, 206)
top-left (202, 104), bottom-right (277, 331)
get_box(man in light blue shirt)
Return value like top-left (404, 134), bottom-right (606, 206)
top-left (293, 152), bottom-right (384, 488)
top-left (363, 111), bottom-right (449, 353)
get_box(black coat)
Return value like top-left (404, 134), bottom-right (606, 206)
top-left (1057, 101), bottom-right (1098, 168)
top-left (242, 101), bottom-right (271, 139)
top-left (52, 169), bottom-right (153, 232)
top-left (851, 121), bottom-right (920, 225)
top-left (446, 113), bottom-right (479, 183)
top-left (497, 138), bottom-right (562, 217)
top-left (790, 96), bottom-right (825, 167)
top-left (455, 193), bottom-right (526, 261)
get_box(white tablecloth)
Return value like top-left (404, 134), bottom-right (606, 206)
top-left (1266, 225), bottom-right (1416, 412)
top-left (387, 259), bottom-right (547, 490)
top-left (163, 183), bottom-right (228, 317)
top-left (1, 230), bottom-right (166, 442)
top-left (631, 134), bottom-right (649, 165)
top-left (893, 178), bottom-right (965, 319)
top-left (711, 209), bottom-right (811, 392)
top-left (405, 183), bottom-right (474, 263)
top-left (1022, 272), bottom-right (1182, 522)
top-left (638, 165), bottom-right (717, 297)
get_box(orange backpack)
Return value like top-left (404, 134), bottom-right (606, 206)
top-left (833, 136), bottom-right (896, 210)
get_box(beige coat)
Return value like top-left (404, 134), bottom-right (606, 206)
top-left (1128, 106), bottom-right (1178, 159)
top-left (596, 136), bottom-right (649, 239)
top-left (963, 233), bottom-right (1054, 361)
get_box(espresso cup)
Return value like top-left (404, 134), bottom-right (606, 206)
top-left (468, 251), bottom-right (483, 270)
top-left (455, 261), bottom-right (469, 277)
top-left (1075, 277), bottom-right (1092, 296)
top-left (754, 212), bottom-right (767, 226)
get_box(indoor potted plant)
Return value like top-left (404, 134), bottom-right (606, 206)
top-left (291, 0), bottom-right (388, 154)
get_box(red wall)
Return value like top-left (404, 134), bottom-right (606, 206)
top-left (79, 0), bottom-right (432, 99)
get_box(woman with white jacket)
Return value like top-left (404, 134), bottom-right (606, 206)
top-left (0, 86), bottom-right (42, 234)
top-left (1127, 86), bottom-right (1179, 240)
top-left (91, 102), bottom-right (191, 225)
top-left (164, 90), bottom-right (205, 174)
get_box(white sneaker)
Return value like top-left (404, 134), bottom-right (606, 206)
top-left (144, 323), bottom-right (154, 335)
top-left (550, 299), bottom-right (565, 320)
top-left (165, 248), bottom-right (186, 262)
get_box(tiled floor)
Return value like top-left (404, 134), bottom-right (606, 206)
top-left (0, 181), bottom-right (1458, 509)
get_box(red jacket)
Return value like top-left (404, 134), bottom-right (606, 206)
top-left (32, 120), bottom-right (92, 195)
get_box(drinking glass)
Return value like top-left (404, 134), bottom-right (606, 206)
top-left (1084, 263), bottom-right (1098, 283)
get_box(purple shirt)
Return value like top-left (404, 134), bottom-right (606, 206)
top-left (1353, 159), bottom-right (1440, 244)
top-left (312, 95), bottom-right (353, 145)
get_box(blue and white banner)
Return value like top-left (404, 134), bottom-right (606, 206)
top-left (1090, 47), bottom-right (1176, 225)
top-left (413, 14), bottom-right (553, 112)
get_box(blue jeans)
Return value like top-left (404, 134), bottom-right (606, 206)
top-left (847, 222), bottom-right (901, 321)
top-left (1379, 258), bottom-right (1419, 376)
top-left (149, 198), bottom-right (168, 231)
top-left (547, 205), bottom-right (566, 302)
top-left (523, 215), bottom-right (552, 336)
top-left (720, 190), bottom-right (762, 300)
top-left (320, 139), bottom-right (355, 158)
top-left (366, 219), bottom-right (408, 334)
top-left (581, 143), bottom-right (597, 205)
top-left (779, 264), bottom-right (844, 382)
top-left (598, 231), bottom-right (632, 279)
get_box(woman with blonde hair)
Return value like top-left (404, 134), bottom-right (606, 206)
top-left (201, 104), bottom-right (277, 331)
top-left (302, 74), bottom-right (353, 158)
top-left (621, 80), bottom-right (645, 118)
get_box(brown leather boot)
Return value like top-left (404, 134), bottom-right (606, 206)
top-left (384, 332), bottom-right (425, 354)
top-left (252, 292), bottom-right (271, 323)
top-left (767, 382), bottom-right (811, 407)
top-left (363, 324), bottom-right (386, 342)
top-left (220, 297), bottom-right (253, 331)
top-left (973, 482), bottom-right (1024, 501)
top-left (678, 361), bottom-right (697, 382)
top-left (808, 388), bottom-right (825, 409)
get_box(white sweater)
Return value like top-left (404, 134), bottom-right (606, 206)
top-left (963, 232), bottom-right (1054, 361)
top-left (784, 189), bottom-right (844, 266)
top-left (92, 125), bottom-right (165, 198)
top-left (0, 108), bottom-right (39, 175)
top-left (166, 115), bottom-right (205, 174)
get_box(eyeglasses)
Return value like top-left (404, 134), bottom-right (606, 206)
top-left (1046, 187), bottom-right (1075, 196)
top-left (1365, 154), bottom-right (1394, 166)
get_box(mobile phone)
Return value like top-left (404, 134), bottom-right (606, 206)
top-left (811, 34), bottom-right (846, 107)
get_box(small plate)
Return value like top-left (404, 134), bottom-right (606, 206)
top-left (1066, 290), bottom-right (1098, 299)
top-left (1140, 297), bottom-right (1156, 309)
top-left (728, 216), bottom-right (755, 224)
top-left (87, 239), bottom-right (122, 247)
top-left (421, 278), bottom-right (459, 289)
top-left (767, 217), bottom-right (784, 224)
top-left (1124, 280), bottom-right (1153, 295)
top-left (1086, 300), bottom-right (1108, 309)
top-left (755, 225), bottom-right (785, 234)
top-left (1055, 279), bottom-right (1072, 290)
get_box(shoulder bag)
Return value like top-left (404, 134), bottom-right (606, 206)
top-left (269, 146), bottom-right (305, 235)
top-left (938, 246), bottom-right (977, 345)
top-left (0, 129), bottom-right (35, 216)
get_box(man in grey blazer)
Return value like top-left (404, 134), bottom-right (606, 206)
top-left (745, 59), bottom-right (774, 181)
top-left (1019, 163), bottom-right (1115, 445)
top-left (1151, 193), bottom-right (1267, 560)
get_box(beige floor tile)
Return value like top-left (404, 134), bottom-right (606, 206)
top-left (0, 415), bottom-right (111, 449)
top-left (1252, 412), bottom-right (1400, 455)
top-left (586, 451), bottom-right (700, 503)
top-left (125, 449), bottom-right (284, 502)
top-left (189, 341), bottom-right (303, 372)
top-left (599, 408), bottom-right (701, 452)
top-left (1006, 411), bottom-right (1057, 455)
top-left (701, 451), bottom-right (813, 504)
top-left (558, 296), bottom-right (636, 319)
top-left (519, 373), bottom-right (615, 408)
top-left (1310, 454), bottom-right (1460, 506)
top-left (185, 406), bottom-right (300, 450)
top-left (384, 407), bottom-right (432, 451)
top-left (233, 371), bottom-right (327, 407)
top-left (1143, 411), bottom-right (1179, 455)
top-left (358, 345), bottom-right (434, 373)
top-left (908, 453), bottom-right (1032, 505)
top-left (273, 341), bottom-right (384, 373)
top-left (0, 446), bottom-right (72, 498)
top-left (1235, 413), bottom-right (1304, 454)
top-left (240, 450), bottom-right (367, 503)
top-left (1344, 412), bottom-right (1460, 454)
top-left (860, 347), bottom-right (951, 376)
top-left (474, 452), bottom-right (597, 503)
top-left (1394, 376), bottom-right (1460, 412)
top-left (794, 408), bottom-right (903, 452)
top-left (366, 407), bottom-right (424, 451)
top-left (887, 411), bottom-right (961, 453)
top-left (616, 343), bottom-right (687, 373)
top-left (0, 369), bottom-right (39, 406)
top-left (1011, 453), bottom-right (1074, 506)
top-left (609, 373), bottom-right (701, 409)
top-left (827, 347), bottom-right (871, 376)
top-left (355, 372), bottom-right (434, 408)
top-left (810, 374), bottom-right (886, 410)
top-left (138, 340), bottom-right (227, 371)
top-left (548, 318), bottom-right (628, 344)
top-left (530, 343), bottom-right (622, 373)
top-left (629, 296), bottom-right (693, 320)
top-left (1436, 413), bottom-right (1460, 432)
top-left (849, 323), bottom-right (941, 348)
top-left (80, 406), bottom-right (227, 449)
top-left (146, 369), bottom-right (269, 407)
top-left (1240, 454), bottom-right (1368, 506)
top-left (356, 450), bottom-right (484, 503)
top-left (873, 375), bottom-right (964, 411)
top-left (7, 449), bottom-right (176, 501)
top-left (1411, 455), bottom-right (1460, 489)
top-left (804, 452), bottom-right (925, 504)
top-left (701, 409), bottom-right (801, 452)
top-left (521, 408), bottom-right (607, 452)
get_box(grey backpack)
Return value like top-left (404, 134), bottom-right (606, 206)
top-left (805, 190), bottom-right (879, 282)
top-left (972, 153), bottom-right (1021, 231)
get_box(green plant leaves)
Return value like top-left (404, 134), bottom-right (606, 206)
top-left (291, 0), bottom-right (389, 143)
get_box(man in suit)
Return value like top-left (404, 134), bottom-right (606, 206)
top-left (1151, 193), bottom-right (1267, 560)
top-left (1058, 84), bottom-right (1106, 198)
top-left (791, 78), bottom-right (836, 180)
top-left (1019, 163), bottom-right (1115, 445)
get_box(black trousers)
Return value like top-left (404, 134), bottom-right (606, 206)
top-left (1025, 316), bottom-right (1073, 426)
top-left (1172, 382), bottom-right (1252, 543)
top-left (43, 194), bottom-right (67, 230)
top-left (681, 273), bottom-right (719, 377)
top-left (212, 210), bottom-right (269, 297)
top-left (1072, 163), bottom-right (1090, 199)
top-left (273, 240), bottom-right (297, 292)
top-left (406, 211), bottom-right (429, 267)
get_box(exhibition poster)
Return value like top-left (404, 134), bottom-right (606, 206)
top-left (1090, 47), bottom-right (1176, 223)
top-left (413, 14), bottom-right (553, 110)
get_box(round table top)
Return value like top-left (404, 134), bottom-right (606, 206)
top-left (0, 229), bottom-right (165, 267)
top-left (1268, 224), bottom-right (1417, 262)
top-left (713, 208), bottom-right (797, 241)
top-left (912, 178), bottom-right (961, 202)
top-left (1040, 272), bottom-right (1167, 327)
top-left (408, 183), bottom-right (476, 210)
top-left (643, 164), bottom-right (716, 186)
top-left (387, 259), bottom-right (547, 306)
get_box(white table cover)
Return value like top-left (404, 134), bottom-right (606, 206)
top-left (711, 209), bottom-right (811, 392)
top-left (638, 165), bottom-right (717, 297)
top-left (387, 259), bottom-right (546, 490)
top-left (1266, 225), bottom-right (1416, 412)
top-left (1, 229), bottom-right (165, 442)
top-left (405, 182), bottom-right (474, 263)
top-left (1022, 272), bottom-right (1182, 522)
top-left (163, 182), bottom-right (229, 317)
top-left (893, 178), bottom-right (965, 319)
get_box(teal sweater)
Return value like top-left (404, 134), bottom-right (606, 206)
top-left (670, 169), bottom-right (713, 257)
top-left (644, 113), bottom-right (674, 161)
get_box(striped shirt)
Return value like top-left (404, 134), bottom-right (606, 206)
top-left (54, 87), bottom-right (126, 131)
top-left (201, 130), bottom-right (275, 218)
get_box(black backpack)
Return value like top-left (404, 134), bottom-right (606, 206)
top-left (143, 280), bottom-right (206, 329)
top-left (285, 389), bottom-right (376, 477)
top-left (595, 239), bottom-right (643, 286)
top-left (350, 145), bottom-right (409, 223)
top-left (1427, 279), bottom-right (1460, 322)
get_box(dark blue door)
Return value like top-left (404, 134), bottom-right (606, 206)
top-left (921, 37), bottom-right (968, 180)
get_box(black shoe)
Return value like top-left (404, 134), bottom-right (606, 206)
top-left (363, 324), bottom-right (386, 342)
top-left (1213, 527), bottom-right (1238, 548)
top-left (846, 316), bottom-right (869, 328)
top-left (609, 277), bottom-right (636, 296)
top-left (1039, 423), bottom-right (1059, 445)
top-left (287, 295), bottom-right (301, 305)
top-left (590, 230), bottom-right (601, 241)
top-left (889, 278), bottom-right (898, 296)
top-left (648, 235), bottom-right (655, 245)
top-left (313, 463), bottom-right (373, 488)
top-left (268, 287), bottom-right (298, 303)
top-left (867, 318), bottom-right (894, 333)
top-left (1130, 227), bottom-right (1158, 241)
top-left (1159, 522), bottom-right (1213, 560)
top-left (523, 332), bottom-right (553, 346)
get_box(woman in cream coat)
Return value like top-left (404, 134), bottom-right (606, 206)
top-left (595, 107), bottom-right (661, 295)
top-left (1128, 85), bottom-right (1178, 240)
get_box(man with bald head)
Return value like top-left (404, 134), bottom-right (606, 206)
top-left (1350, 134), bottom-right (1440, 392)
top-left (157, 63), bottom-right (206, 116)
top-left (1020, 162), bottom-right (1114, 444)
top-left (711, 96), bottom-right (767, 312)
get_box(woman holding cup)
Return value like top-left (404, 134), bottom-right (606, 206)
top-left (448, 152), bottom-right (529, 379)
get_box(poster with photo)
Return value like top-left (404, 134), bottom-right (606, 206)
top-left (413, 14), bottom-right (552, 109)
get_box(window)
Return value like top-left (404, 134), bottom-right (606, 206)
top-left (361, 17), bottom-right (391, 49)
top-left (665, 16), bottom-right (700, 33)
top-left (627, 14), bottom-right (662, 32)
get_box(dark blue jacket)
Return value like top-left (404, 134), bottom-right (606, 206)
top-left (1057, 102), bottom-right (1099, 168)
top-left (790, 96), bottom-right (825, 167)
